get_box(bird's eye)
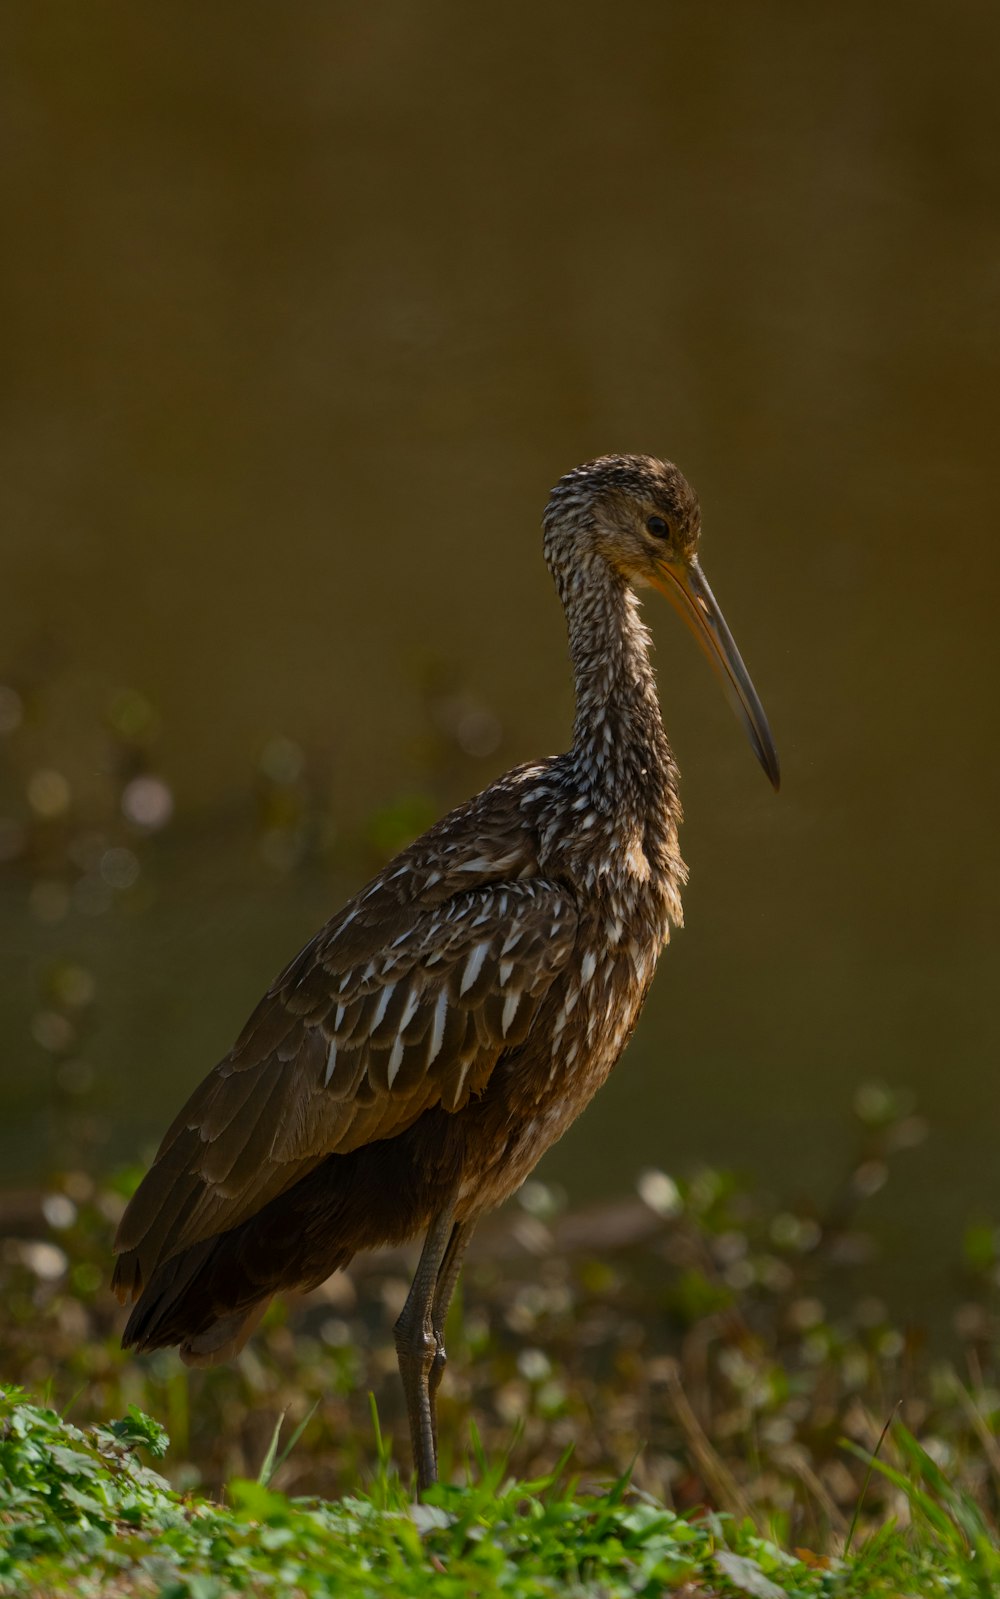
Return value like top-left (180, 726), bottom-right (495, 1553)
top-left (646, 515), bottom-right (670, 539)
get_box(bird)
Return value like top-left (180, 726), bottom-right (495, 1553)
top-left (112, 453), bottom-right (779, 1493)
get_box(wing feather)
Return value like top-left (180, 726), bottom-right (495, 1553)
top-left (114, 871), bottom-right (578, 1292)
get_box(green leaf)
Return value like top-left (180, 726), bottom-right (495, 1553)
top-left (715, 1549), bottom-right (788, 1597)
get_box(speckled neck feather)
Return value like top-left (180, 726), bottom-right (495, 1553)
top-left (559, 553), bottom-right (677, 827)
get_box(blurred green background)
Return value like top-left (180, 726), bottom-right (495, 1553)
top-left (1, 2), bottom-right (997, 1321)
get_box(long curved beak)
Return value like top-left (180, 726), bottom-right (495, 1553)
top-left (649, 556), bottom-right (780, 790)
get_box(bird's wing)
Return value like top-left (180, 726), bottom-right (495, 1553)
top-left (113, 870), bottom-right (578, 1293)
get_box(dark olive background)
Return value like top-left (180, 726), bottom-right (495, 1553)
top-left (1, 3), bottom-right (998, 1317)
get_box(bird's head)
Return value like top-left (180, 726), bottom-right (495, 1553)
top-left (544, 454), bottom-right (780, 790)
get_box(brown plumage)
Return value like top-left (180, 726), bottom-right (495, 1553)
top-left (113, 454), bottom-right (779, 1490)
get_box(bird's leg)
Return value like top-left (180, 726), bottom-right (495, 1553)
top-left (394, 1196), bottom-right (460, 1495)
top-left (428, 1218), bottom-right (476, 1452)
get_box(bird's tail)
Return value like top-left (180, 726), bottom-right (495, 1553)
top-left (114, 1218), bottom-right (354, 1367)
top-left (112, 1121), bottom-right (457, 1367)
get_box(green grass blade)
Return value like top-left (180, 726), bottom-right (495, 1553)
top-left (257, 1409), bottom-right (287, 1487)
top-left (843, 1407), bottom-right (896, 1557)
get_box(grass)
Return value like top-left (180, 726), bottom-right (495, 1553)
top-left (2, 1384), bottom-right (999, 1598)
top-left (6, 1108), bottom-right (1000, 1540)
top-left (6, 1102), bottom-right (1000, 1540)
top-left (8, 1092), bottom-right (1000, 1594)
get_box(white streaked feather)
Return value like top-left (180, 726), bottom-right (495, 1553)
top-left (427, 990), bottom-right (449, 1065)
top-left (459, 940), bottom-right (490, 996)
top-left (370, 984), bottom-right (394, 1030)
top-left (499, 959), bottom-right (514, 986)
top-left (502, 990), bottom-right (521, 1035)
top-left (323, 1040), bottom-right (338, 1085)
top-left (398, 986), bottom-right (420, 1032)
top-left (450, 1057), bottom-right (471, 1104)
top-left (387, 1034), bottom-right (405, 1087)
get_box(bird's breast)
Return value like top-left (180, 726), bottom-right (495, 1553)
top-left (456, 888), bottom-right (669, 1216)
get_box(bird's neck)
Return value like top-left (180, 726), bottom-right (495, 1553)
top-left (560, 558), bottom-right (679, 826)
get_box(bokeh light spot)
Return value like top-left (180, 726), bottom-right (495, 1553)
top-left (121, 775), bottom-right (174, 830)
top-left (27, 769), bottom-right (71, 819)
top-left (31, 1010), bottom-right (76, 1054)
top-left (49, 963), bottom-right (96, 1009)
top-left (100, 847), bottom-right (140, 890)
top-left (107, 688), bottom-right (159, 742)
top-left (259, 736), bottom-right (305, 785)
top-left (637, 1168), bottom-right (682, 1218)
